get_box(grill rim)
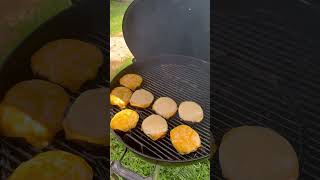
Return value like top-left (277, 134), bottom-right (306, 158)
top-left (110, 54), bottom-right (212, 164)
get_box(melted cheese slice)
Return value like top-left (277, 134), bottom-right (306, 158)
top-left (110, 109), bottom-right (139, 132)
top-left (2, 80), bottom-right (69, 148)
top-left (110, 87), bottom-right (132, 109)
top-left (0, 104), bottom-right (50, 148)
top-left (8, 151), bottom-right (92, 180)
top-left (170, 125), bottom-right (201, 155)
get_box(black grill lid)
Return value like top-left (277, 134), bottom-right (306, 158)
top-left (122, 0), bottom-right (210, 61)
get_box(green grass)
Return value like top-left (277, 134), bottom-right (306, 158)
top-left (111, 133), bottom-right (154, 177)
top-left (110, 133), bottom-right (210, 180)
top-left (110, 57), bottom-right (132, 80)
top-left (110, 0), bottom-right (131, 36)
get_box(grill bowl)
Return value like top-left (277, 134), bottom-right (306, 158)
top-left (110, 55), bottom-right (212, 164)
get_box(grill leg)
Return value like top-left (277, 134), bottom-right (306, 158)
top-left (144, 163), bottom-right (160, 180)
top-left (119, 147), bottom-right (128, 162)
top-left (152, 164), bottom-right (161, 180)
top-left (110, 148), bottom-right (128, 180)
top-left (110, 173), bottom-right (120, 180)
top-left (111, 148), bottom-right (147, 180)
top-left (111, 148), bottom-right (161, 180)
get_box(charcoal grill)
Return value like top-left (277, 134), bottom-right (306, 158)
top-left (0, 0), bottom-right (108, 179)
top-left (213, 0), bottom-right (320, 179)
top-left (111, 55), bottom-right (211, 162)
top-left (110, 0), bottom-right (211, 179)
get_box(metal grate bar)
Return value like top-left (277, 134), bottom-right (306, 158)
top-left (213, 42), bottom-right (320, 99)
top-left (213, 20), bottom-right (313, 68)
top-left (214, 15), bottom-right (312, 54)
top-left (141, 71), bottom-right (211, 134)
top-left (125, 134), bottom-right (170, 159)
top-left (213, 38), bottom-right (320, 96)
top-left (213, 18), bottom-right (311, 60)
top-left (213, 60), bottom-right (319, 119)
top-left (111, 108), bottom-right (189, 161)
top-left (213, 70), bottom-right (299, 125)
top-left (213, 84), bottom-right (301, 134)
top-left (214, 82), bottom-right (298, 129)
top-left (213, 32), bottom-right (318, 87)
top-left (142, 70), bottom-right (210, 104)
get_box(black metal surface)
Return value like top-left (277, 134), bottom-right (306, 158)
top-left (214, 0), bottom-right (320, 41)
top-left (0, 1), bottom-right (108, 179)
top-left (111, 55), bottom-right (211, 164)
top-left (212, 10), bottom-right (320, 180)
top-left (123, 0), bottom-right (210, 61)
top-left (111, 161), bottom-right (146, 180)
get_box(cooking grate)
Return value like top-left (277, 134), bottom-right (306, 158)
top-left (110, 57), bottom-right (211, 163)
top-left (212, 12), bottom-right (319, 179)
top-left (0, 32), bottom-right (109, 180)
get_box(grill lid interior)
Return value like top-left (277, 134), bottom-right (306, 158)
top-left (122, 0), bottom-right (210, 61)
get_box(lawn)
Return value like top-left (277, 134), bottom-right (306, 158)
top-left (110, 0), bottom-right (131, 36)
top-left (110, 1), bottom-right (210, 179)
top-left (111, 133), bottom-right (210, 180)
